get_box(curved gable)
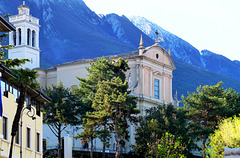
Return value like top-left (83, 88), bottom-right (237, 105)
top-left (143, 46), bottom-right (175, 68)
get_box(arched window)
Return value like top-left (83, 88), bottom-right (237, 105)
top-left (18, 28), bottom-right (21, 45)
top-left (27, 29), bottom-right (31, 45)
top-left (13, 31), bottom-right (16, 46)
top-left (32, 30), bottom-right (35, 47)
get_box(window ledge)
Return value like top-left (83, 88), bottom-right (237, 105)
top-left (2, 139), bottom-right (10, 143)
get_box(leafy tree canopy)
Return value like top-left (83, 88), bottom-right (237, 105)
top-left (75, 57), bottom-right (139, 158)
top-left (207, 116), bottom-right (240, 158)
top-left (182, 81), bottom-right (240, 157)
top-left (146, 132), bottom-right (187, 158)
top-left (134, 104), bottom-right (194, 157)
top-left (42, 81), bottom-right (81, 158)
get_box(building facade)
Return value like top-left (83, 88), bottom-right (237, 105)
top-left (0, 14), bottom-right (15, 32)
top-left (0, 8), bottom-right (50, 158)
top-left (0, 64), bottom-right (50, 158)
top-left (37, 34), bottom-right (176, 152)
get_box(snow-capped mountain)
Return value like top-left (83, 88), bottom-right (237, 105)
top-left (1, 0), bottom-right (147, 67)
top-left (129, 16), bottom-right (240, 81)
top-left (1, 0), bottom-right (240, 95)
top-left (129, 16), bottom-right (202, 67)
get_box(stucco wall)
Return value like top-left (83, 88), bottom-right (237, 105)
top-left (0, 91), bottom-right (43, 158)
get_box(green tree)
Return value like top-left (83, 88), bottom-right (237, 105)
top-left (93, 76), bottom-right (139, 158)
top-left (75, 57), bottom-right (139, 158)
top-left (97, 126), bottom-right (111, 158)
top-left (146, 132), bottom-right (187, 158)
top-left (182, 82), bottom-right (240, 157)
top-left (9, 68), bottom-right (39, 158)
top-left (74, 57), bottom-right (113, 158)
top-left (0, 21), bottom-right (29, 68)
top-left (134, 104), bottom-right (194, 157)
top-left (74, 116), bottom-right (98, 158)
top-left (42, 82), bottom-right (80, 158)
top-left (207, 116), bottom-right (240, 158)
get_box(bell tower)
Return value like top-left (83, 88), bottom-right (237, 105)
top-left (8, 1), bottom-right (40, 69)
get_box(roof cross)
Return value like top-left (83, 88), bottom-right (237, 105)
top-left (155, 29), bottom-right (159, 44)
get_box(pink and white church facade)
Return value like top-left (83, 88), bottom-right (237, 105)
top-left (36, 33), bottom-right (176, 152)
top-left (37, 33), bottom-right (176, 114)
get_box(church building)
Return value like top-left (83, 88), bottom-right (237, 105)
top-left (8, 1), bottom-right (176, 154)
top-left (36, 33), bottom-right (176, 152)
top-left (8, 1), bottom-right (40, 70)
top-left (37, 34), bottom-right (176, 113)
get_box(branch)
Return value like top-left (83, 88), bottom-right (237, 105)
top-left (61, 125), bottom-right (67, 132)
top-left (54, 122), bottom-right (58, 127)
top-left (47, 124), bottom-right (58, 137)
top-left (51, 123), bottom-right (59, 133)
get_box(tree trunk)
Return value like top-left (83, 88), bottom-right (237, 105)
top-left (9, 90), bottom-right (26, 158)
top-left (202, 135), bottom-right (207, 158)
top-left (102, 125), bottom-right (106, 158)
top-left (114, 118), bottom-right (120, 158)
top-left (202, 116), bottom-right (208, 158)
top-left (115, 134), bottom-right (120, 158)
top-left (58, 129), bottom-right (61, 158)
top-left (9, 135), bottom-right (14, 158)
top-left (102, 143), bottom-right (106, 158)
top-left (114, 106), bottom-right (120, 158)
top-left (90, 137), bottom-right (93, 158)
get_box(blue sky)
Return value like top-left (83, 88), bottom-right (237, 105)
top-left (83, 0), bottom-right (240, 61)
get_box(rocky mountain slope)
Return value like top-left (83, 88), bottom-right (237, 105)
top-left (1, 0), bottom-right (240, 97)
top-left (129, 16), bottom-right (240, 81)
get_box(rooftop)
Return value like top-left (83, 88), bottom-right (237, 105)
top-left (0, 14), bottom-right (15, 32)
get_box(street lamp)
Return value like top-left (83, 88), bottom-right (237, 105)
top-left (20, 106), bottom-right (36, 158)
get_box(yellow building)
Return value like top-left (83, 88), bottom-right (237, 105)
top-left (0, 14), bottom-right (50, 158)
top-left (0, 65), bottom-right (50, 158)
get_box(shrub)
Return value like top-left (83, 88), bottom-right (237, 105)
top-left (146, 132), bottom-right (187, 158)
top-left (207, 116), bottom-right (240, 158)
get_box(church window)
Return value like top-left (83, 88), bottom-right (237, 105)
top-left (13, 31), bottom-right (16, 46)
top-left (18, 28), bottom-right (21, 45)
top-left (27, 29), bottom-right (31, 45)
top-left (156, 54), bottom-right (159, 59)
top-left (154, 79), bottom-right (160, 99)
top-left (32, 30), bottom-right (35, 47)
